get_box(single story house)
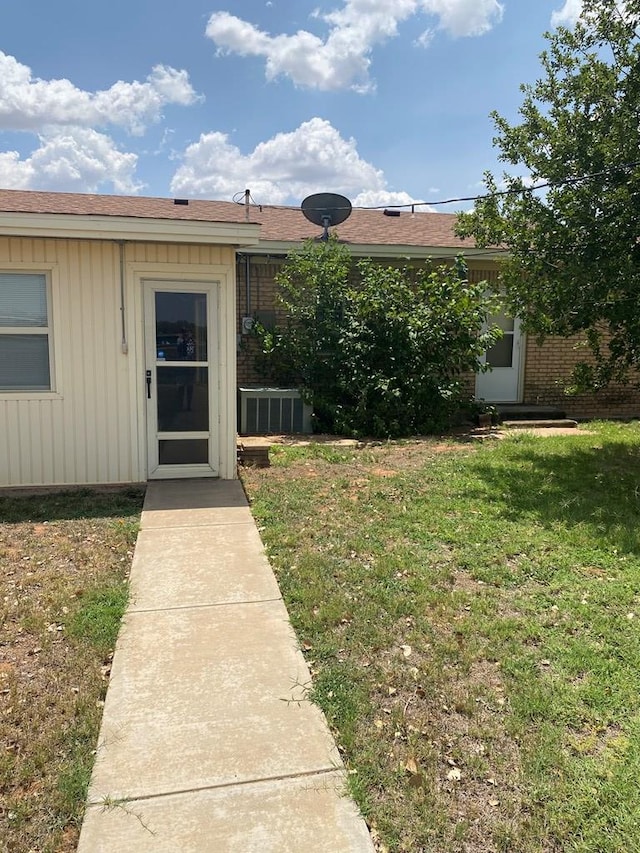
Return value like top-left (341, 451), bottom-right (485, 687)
top-left (1, 188), bottom-right (638, 489)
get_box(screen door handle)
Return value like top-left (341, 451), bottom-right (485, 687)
top-left (146, 369), bottom-right (152, 399)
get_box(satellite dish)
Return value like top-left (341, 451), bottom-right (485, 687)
top-left (301, 193), bottom-right (352, 241)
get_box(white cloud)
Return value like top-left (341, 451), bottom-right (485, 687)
top-left (170, 117), bottom-right (415, 206)
top-left (206, 0), bottom-right (504, 92)
top-left (415, 28), bottom-right (435, 48)
top-left (421, 0), bottom-right (503, 37)
top-left (352, 188), bottom-right (422, 207)
top-left (0, 128), bottom-right (141, 194)
top-left (0, 52), bottom-right (199, 135)
top-left (551, 2), bottom-right (637, 28)
top-left (550, 0), bottom-right (583, 27)
top-left (0, 52), bottom-right (202, 194)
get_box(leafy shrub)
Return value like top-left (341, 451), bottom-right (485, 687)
top-left (254, 238), bottom-right (499, 437)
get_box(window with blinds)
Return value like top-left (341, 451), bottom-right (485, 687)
top-left (0, 273), bottom-right (51, 391)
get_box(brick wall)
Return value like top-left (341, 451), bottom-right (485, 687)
top-left (468, 266), bottom-right (640, 418)
top-left (236, 255), bottom-right (285, 386)
top-left (523, 335), bottom-right (640, 419)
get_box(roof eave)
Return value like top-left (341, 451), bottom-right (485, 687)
top-left (241, 239), bottom-right (502, 260)
top-left (0, 211), bottom-right (261, 246)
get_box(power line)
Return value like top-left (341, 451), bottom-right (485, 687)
top-left (232, 159), bottom-right (640, 213)
top-left (356, 160), bottom-right (640, 210)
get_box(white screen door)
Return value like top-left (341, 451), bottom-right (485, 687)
top-left (476, 311), bottom-right (523, 403)
top-left (144, 281), bottom-right (219, 478)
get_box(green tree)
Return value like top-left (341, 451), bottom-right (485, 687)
top-left (252, 236), bottom-right (354, 428)
top-left (254, 238), bottom-right (498, 437)
top-left (457, 0), bottom-right (640, 388)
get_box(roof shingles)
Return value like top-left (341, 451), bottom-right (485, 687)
top-left (0, 188), bottom-right (474, 250)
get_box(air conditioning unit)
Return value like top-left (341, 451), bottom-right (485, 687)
top-left (238, 388), bottom-right (313, 434)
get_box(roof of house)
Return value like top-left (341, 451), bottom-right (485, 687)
top-left (0, 188), bottom-right (477, 253)
top-left (249, 204), bottom-right (473, 251)
top-left (0, 188), bottom-right (253, 224)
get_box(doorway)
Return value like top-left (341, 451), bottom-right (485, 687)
top-left (144, 280), bottom-right (219, 478)
top-left (476, 310), bottom-right (523, 403)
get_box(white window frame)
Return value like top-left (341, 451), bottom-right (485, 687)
top-left (0, 263), bottom-right (60, 398)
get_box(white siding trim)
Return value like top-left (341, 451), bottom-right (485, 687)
top-left (0, 212), bottom-right (260, 246)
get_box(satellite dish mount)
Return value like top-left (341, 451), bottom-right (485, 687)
top-left (301, 193), bottom-right (352, 241)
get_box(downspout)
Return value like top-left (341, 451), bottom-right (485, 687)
top-left (244, 189), bottom-right (252, 317)
top-left (245, 253), bottom-right (251, 316)
top-left (118, 241), bottom-right (128, 354)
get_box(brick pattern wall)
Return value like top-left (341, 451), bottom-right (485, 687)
top-left (523, 335), bottom-right (640, 419)
top-left (467, 267), bottom-right (499, 286)
top-left (236, 256), bottom-right (285, 386)
top-left (468, 267), bottom-right (640, 418)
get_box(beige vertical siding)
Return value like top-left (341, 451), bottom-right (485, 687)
top-left (0, 238), bottom-right (235, 487)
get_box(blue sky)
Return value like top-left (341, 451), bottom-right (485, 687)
top-left (0, 0), bottom-right (583, 211)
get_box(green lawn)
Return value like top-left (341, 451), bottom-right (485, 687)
top-left (240, 423), bottom-right (640, 853)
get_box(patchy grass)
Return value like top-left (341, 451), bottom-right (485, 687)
top-left (0, 488), bottom-right (144, 853)
top-left (241, 423), bottom-right (640, 853)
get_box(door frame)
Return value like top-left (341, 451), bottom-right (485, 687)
top-left (128, 261), bottom-right (238, 482)
top-left (143, 279), bottom-right (220, 479)
top-left (475, 317), bottom-right (525, 404)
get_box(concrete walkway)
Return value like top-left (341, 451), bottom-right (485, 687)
top-left (78, 479), bottom-right (374, 852)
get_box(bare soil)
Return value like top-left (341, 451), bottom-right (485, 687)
top-left (0, 491), bottom-right (142, 853)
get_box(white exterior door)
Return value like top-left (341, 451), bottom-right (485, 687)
top-left (144, 280), bottom-right (219, 479)
top-left (476, 311), bottom-right (523, 403)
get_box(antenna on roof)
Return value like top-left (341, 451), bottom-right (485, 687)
top-left (301, 193), bottom-right (352, 241)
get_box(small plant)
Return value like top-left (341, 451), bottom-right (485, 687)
top-left (471, 400), bottom-right (499, 426)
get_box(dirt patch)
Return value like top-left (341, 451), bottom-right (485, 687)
top-left (363, 645), bottom-right (526, 853)
top-left (426, 661), bottom-right (526, 853)
top-left (433, 442), bottom-right (474, 453)
top-left (0, 492), bottom-right (142, 853)
top-left (451, 569), bottom-right (487, 595)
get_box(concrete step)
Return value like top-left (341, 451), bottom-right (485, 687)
top-left (502, 418), bottom-right (578, 430)
top-left (237, 441), bottom-right (270, 467)
top-left (496, 404), bottom-right (566, 421)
